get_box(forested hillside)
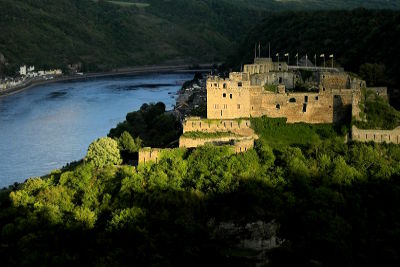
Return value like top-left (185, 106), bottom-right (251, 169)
top-left (230, 9), bottom-right (400, 90)
top-left (1, 0), bottom-right (399, 74)
top-left (1, 103), bottom-right (399, 266)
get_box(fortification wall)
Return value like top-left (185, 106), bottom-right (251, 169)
top-left (320, 73), bottom-right (350, 89)
top-left (183, 117), bottom-right (253, 136)
top-left (351, 126), bottom-right (400, 144)
top-left (138, 148), bottom-right (163, 164)
top-left (207, 77), bottom-right (251, 119)
top-left (249, 88), bottom-right (334, 123)
top-left (250, 72), bottom-right (297, 88)
top-left (179, 136), bottom-right (254, 153)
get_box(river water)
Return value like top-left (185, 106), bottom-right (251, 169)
top-left (0, 72), bottom-right (194, 187)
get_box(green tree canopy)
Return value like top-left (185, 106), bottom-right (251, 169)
top-left (86, 137), bottom-right (122, 168)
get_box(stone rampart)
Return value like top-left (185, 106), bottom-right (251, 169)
top-left (179, 135), bottom-right (254, 153)
top-left (183, 117), bottom-right (253, 136)
top-left (351, 126), bottom-right (400, 144)
top-left (138, 148), bottom-right (163, 164)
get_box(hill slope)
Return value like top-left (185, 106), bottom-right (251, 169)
top-left (230, 9), bottom-right (400, 89)
top-left (1, 0), bottom-right (400, 74)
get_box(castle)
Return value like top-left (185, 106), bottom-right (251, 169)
top-left (139, 57), bottom-right (396, 164)
top-left (206, 57), bottom-right (365, 123)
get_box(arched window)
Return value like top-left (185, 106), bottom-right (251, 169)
top-left (289, 98), bottom-right (296, 103)
top-left (276, 104), bottom-right (281, 109)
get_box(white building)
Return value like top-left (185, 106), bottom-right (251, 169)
top-left (28, 66), bottom-right (35, 72)
top-left (19, 65), bottom-right (27, 76)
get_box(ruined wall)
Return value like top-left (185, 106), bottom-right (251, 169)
top-left (249, 88), bottom-right (334, 123)
top-left (250, 71), bottom-right (297, 89)
top-left (179, 136), bottom-right (254, 152)
top-left (183, 117), bottom-right (253, 136)
top-left (138, 148), bottom-right (162, 164)
top-left (320, 72), bottom-right (350, 90)
top-left (351, 126), bottom-right (400, 144)
top-left (207, 77), bottom-right (251, 119)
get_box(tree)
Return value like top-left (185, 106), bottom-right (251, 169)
top-left (359, 63), bottom-right (386, 87)
top-left (86, 137), bottom-right (122, 169)
top-left (118, 131), bottom-right (142, 153)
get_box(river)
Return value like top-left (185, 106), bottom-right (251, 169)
top-left (0, 72), bottom-right (195, 187)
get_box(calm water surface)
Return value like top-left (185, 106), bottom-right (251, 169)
top-left (0, 72), bottom-right (194, 187)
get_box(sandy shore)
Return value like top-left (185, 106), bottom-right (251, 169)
top-left (0, 63), bottom-right (213, 97)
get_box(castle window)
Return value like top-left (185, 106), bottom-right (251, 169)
top-left (279, 77), bottom-right (283, 84)
top-left (230, 94), bottom-right (232, 99)
top-left (289, 98), bottom-right (296, 103)
top-left (304, 96), bottom-right (308, 102)
top-left (223, 83), bottom-right (227, 89)
top-left (315, 96), bottom-right (319, 100)
top-left (303, 104), bottom-right (307, 113)
top-left (323, 87), bottom-right (326, 91)
top-left (276, 104), bottom-right (281, 110)
top-left (214, 83), bottom-right (217, 87)
top-left (237, 104), bottom-right (241, 109)
top-left (334, 95), bottom-right (340, 99)
top-left (221, 110), bottom-right (223, 117)
top-left (238, 82), bottom-right (243, 87)
top-left (223, 93), bottom-right (226, 98)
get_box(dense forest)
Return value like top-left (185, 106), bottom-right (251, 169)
top-left (1, 0), bottom-right (400, 75)
top-left (230, 9), bottom-right (400, 90)
top-left (1, 102), bottom-right (399, 266)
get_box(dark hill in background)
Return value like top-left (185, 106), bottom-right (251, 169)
top-left (229, 9), bottom-right (400, 106)
top-left (1, 0), bottom-right (399, 74)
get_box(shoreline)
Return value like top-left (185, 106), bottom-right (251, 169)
top-left (0, 63), bottom-right (213, 97)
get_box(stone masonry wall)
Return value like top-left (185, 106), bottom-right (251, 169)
top-left (138, 148), bottom-right (162, 164)
top-left (179, 136), bottom-right (254, 153)
top-left (183, 117), bottom-right (253, 136)
top-left (351, 126), bottom-right (400, 144)
top-left (249, 88), bottom-right (334, 123)
top-left (207, 77), bottom-right (251, 119)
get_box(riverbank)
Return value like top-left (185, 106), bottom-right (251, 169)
top-left (0, 63), bottom-right (214, 97)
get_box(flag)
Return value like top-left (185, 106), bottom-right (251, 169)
top-left (295, 53), bottom-right (298, 58)
top-left (276, 53), bottom-right (279, 57)
top-left (284, 53), bottom-right (289, 57)
top-left (314, 54), bottom-right (316, 59)
top-left (320, 54), bottom-right (325, 57)
top-left (329, 54), bottom-right (334, 58)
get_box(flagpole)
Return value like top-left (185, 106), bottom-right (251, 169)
top-left (258, 42), bottom-right (261, 58)
top-left (268, 42), bottom-right (271, 58)
top-left (314, 54), bottom-right (316, 68)
top-left (331, 55), bottom-right (334, 68)
top-left (296, 53), bottom-right (298, 66)
top-left (306, 54), bottom-right (308, 67)
top-left (254, 43), bottom-right (257, 59)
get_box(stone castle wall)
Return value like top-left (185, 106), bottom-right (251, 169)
top-left (138, 148), bottom-right (162, 164)
top-left (351, 126), bottom-right (400, 144)
top-left (179, 136), bottom-right (254, 153)
top-left (183, 117), bottom-right (253, 136)
top-left (207, 77), bottom-right (251, 119)
top-left (249, 88), bottom-right (334, 123)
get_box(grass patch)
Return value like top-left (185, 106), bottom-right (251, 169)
top-left (264, 84), bottom-right (278, 93)
top-left (182, 131), bottom-right (238, 139)
top-left (251, 116), bottom-right (341, 147)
